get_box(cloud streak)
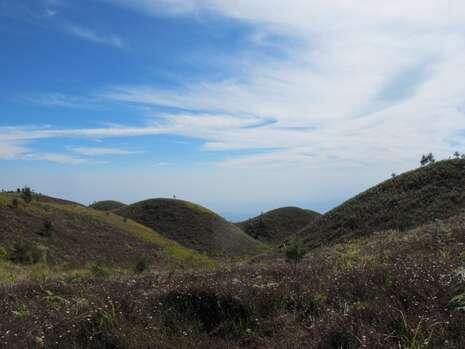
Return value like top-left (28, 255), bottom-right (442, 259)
top-left (63, 24), bottom-right (125, 48)
top-left (70, 147), bottom-right (143, 156)
top-left (95, 0), bottom-right (465, 169)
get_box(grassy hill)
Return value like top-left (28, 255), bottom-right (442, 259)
top-left (0, 192), bottom-right (213, 283)
top-left (89, 200), bottom-right (127, 211)
top-left (298, 159), bottom-right (465, 248)
top-left (115, 198), bottom-right (266, 257)
top-left (237, 207), bottom-right (320, 244)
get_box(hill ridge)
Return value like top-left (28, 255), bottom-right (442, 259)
top-left (298, 158), bottom-right (465, 248)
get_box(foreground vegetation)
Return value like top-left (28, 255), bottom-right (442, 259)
top-left (2, 212), bottom-right (465, 348)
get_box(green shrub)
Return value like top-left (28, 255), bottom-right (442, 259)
top-left (159, 290), bottom-right (256, 338)
top-left (134, 256), bottom-right (150, 273)
top-left (10, 198), bottom-right (19, 209)
top-left (89, 262), bottom-right (110, 278)
top-left (285, 239), bottom-right (306, 271)
top-left (9, 241), bottom-right (45, 265)
top-left (449, 293), bottom-right (465, 311)
top-left (21, 187), bottom-right (33, 203)
top-left (39, 218), bottom-right (53, 237)
top-left (0, 246), bottom-right (8, 260)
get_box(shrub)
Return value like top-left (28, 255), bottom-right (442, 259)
top-left (158, 290), bottom-right (256, 338)
top-left (89, 262), bottom-right (110, 278)
top-left (420, 153), bottom-right (435, 166)
top-left (320, 328), bottom-right (359, 349)
top-left (0, 246), bottom-right (8, 260)
top-left (21, 187), bottom-right (33, 203)
top-left (449, 293), bottom-right (465, 312)
top-left (9, 241), bottom-right (45, 265)
top-left (39, 218), bottom-right (53, 237)
top-left (285, 239), bottom-right (306, 272)
top-left (134, 256), bottom-right (150, 273)
top-left (10, 198), bottom-right (19, 209)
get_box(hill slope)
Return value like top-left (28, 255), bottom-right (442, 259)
top-left (0, 192), bottom-right (212, 274)
top-left (90, 200), bottom-right (127, 211)
top-left (115, 198), bottom-right (266, 257)
top-left (237, 207), bottom-right (320, 243)
top-left (298, 159), bottom-right (465, 247)
top-left (3, 210), bottom-right (465, 348)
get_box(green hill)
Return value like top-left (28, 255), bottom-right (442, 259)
top-left (0, 192), bottom-right (213, 281)
top-left (237, 207), bottom-right (320, 244)
top-left (115, 198), bottom-right (266, 257)
top-left (298, 159), bottom-right (465, 248)
top-left (90, 200), bottom-right (127, 211)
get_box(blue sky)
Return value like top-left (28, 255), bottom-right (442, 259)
top-left (1, 0), bottom-right (465, 220)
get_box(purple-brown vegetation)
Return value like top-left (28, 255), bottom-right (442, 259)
top-left (1, 213), bottom-right (465, 348)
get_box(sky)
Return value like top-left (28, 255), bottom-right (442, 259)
top-left (1, 0), bottom-right (465, 220)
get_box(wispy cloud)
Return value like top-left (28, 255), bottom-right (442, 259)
top-left (95, 0), bottom-right (465, 169)
top-left (25, 152), bottom-right (85, 165)
top-left (70, 147), bottom-right (143, 156)
top-left (0, 140), bottom-right (29, 160)
top-left (24, 93), bottom-right (100, 109)
top-left (0, 0), bottom-right (64, 20)
top-left (63, 24), bottom-right (125, 48)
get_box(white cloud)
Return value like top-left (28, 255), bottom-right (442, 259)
top-left (70, 147), bottom-right (143, 156)
top-left (26, 153), bottom-right (85, 165)
top-left (25, 93), bottom-right (99, 108)
top-left (63, 24), bottom-right (125, 48)
top-left (0, 140), bottom-right (29, 160)
top-left (98, 0), bottom-right (465, 169)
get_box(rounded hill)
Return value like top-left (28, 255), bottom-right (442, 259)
top-left (114, 198), bottom-right (266, 257)
top-left (237, 207), bottom-right (320, 244)
top-left (298, 159), bottom-right (465, 248)
top-left (90, 200), bottom-right (127, 212)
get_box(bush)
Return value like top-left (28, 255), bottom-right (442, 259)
top-left (285, 239), bottom-right (306, 271)
top-left (10, 198), bottom-right (19, 209)
top-left (0, 246), bottom-right (8, 260)
top-left (134, 256), bottom-right (150, 273)
top-left (159, 290), bottom-right (256, 338)
top-left (21, 187), bottom-right (33, 203)
top-left (39, 218), bottom-right (53, 237)
top-left (9, 241), bottom-right (45, 265)
top-left (89, 262), bottom-right (110, 278)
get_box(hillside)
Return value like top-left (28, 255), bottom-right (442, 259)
top-left (0, 192), bottom-right (212, 280)
top-left (115, 198), bottom-right (266, 257)
top-left (237, 207), bottom-right (320, 244)
top-left (298, 159), bottom-right (465, 247)
top-left (2, 209), bottom-right (465, 348)
top-left (36, 194), bottom-right (84, 207)
top-left (90, 200), bottom-right (127, 211)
